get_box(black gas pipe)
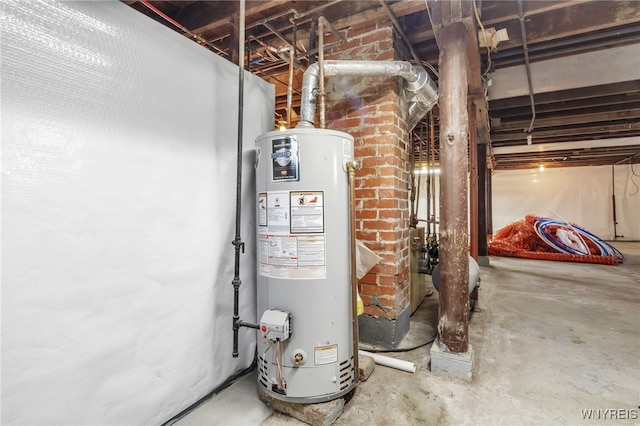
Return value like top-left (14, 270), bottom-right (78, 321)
top-left (232, 0), bottom-right (259, 359)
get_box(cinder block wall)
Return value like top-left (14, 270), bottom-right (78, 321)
top-left (325, 22), bottom-right (412, 348)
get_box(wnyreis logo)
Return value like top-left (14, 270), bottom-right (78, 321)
top-left (581, 408), bottom-right (638, 420)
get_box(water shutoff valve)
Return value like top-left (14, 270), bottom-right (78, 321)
top-left (260, 310), bottom-right (290, 341)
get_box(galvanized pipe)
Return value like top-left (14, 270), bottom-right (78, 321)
top-left (437, 22), bottom-right (469, 353)
top-left (318, 17), bottom-right (326, 128)
top-left (477, 142), bottom-right (489, 257)
top-left (297, 60), bottom-right (438, 129)
top-left (429, 111), bottom-right (436, 236)
top-left (231, 0), bottom-right (246, 359)
top-left (469, 104), bottom-right (479, 261)
top-left (286, 45), bottom-right (294, 128)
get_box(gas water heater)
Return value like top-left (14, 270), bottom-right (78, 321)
top-left (255, 128), bottom-right (356, 403)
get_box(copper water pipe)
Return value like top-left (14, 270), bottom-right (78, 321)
top-left (346, 161), bottom-right (360, 383)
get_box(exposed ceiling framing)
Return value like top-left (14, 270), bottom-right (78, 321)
top-left (124, 0), bottom-right (640, 171)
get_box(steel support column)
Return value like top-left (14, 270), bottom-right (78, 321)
top-left (438, 22), bottom-right (470, 353)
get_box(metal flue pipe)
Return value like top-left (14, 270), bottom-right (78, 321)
top-left (318, 17), bottom-right (326, 128)
top-left (296, 60), bottom-right (438, 130)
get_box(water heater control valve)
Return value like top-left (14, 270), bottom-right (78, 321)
top-left (260, 310), bottom-right (290, 341)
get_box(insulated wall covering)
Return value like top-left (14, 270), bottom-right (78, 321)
top-left (1, 1), bottom-right (273, 424)
top-left (492, 165), bottom-right (640, 241)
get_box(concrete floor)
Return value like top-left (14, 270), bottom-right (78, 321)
top-left (176, 241), bottom-right (640, 425)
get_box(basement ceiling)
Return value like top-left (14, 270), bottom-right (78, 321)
top-left (124, 0), bottom-right (640, 171)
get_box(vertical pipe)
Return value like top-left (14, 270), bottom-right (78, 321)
top-left (347, 162), bottom-right (360, 383)
top-left (318, 18), bottom-right (326, 129)
top-left (232, 0), bottom-right (246, 358)
top-left (437, 22), bottom-right (469, 353)
top-left (429, 112), bottom-right (436, 236)
top-left (486, 169), bottom-right (493, 236)
top-left (410, 132), bottom-right (417, 227)
top-left (287, 46), bottom-right (294, 128)
top-left (469, 105), bottom-right (479, 261)
top-left (477, 142), bottom-right (489, 257)
top-left (612, 165), bottom-right (619, 239)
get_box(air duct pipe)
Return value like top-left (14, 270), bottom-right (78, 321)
top-left (297, 60), bottom-right (438, 130)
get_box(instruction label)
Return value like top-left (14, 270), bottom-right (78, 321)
top-left (314, 344), bottom-right (338, 365)
top-left (258, 234), bottom-right (326, 279)
top-left (258, 190), bottom-right (327, 279)
top-left (265, 191), bottom-right (290, 233)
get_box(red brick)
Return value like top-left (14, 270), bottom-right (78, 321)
top-left (378, 167), bottom-right (403, 179)
top-left (355, 167), bottom-right (375, 179)
top-left (377, 145), bottom-right (403, 158)
top-left (358, 273), bottom-right (377, 286)
top-left (360, 294), bottom-right (374, 306)
top-left (361, 178), bottom-right (394, 189)
top-left (374, 263), bottom-right (400, 275)
top-left (379, 275), bottom-right (398, 287)
top-left (379, 297), bottom-right (396, 309)
top-left (358, 209), bottom-right (378, 220)
top-left (366, 241), bottom-right (395, 252)
top-left (378, 286), bottom-right (397, 296)
top-left (364, 305), bottom-right (396, 319)
top-left (362, 198), bottom-right (396, 209)
top-left (355, 145), bottom-right (377, 158)
top-left (359, 282), bottom-right (377, 294)
top-left (379, 208), bottom-right (402, 220)
top-left (360, 29), bottom-right (392, 46)
top-left (363, 220), bottom-right (396, 231)
top-left (356, 230), bottom-right (377, 241)
top-left (378, 38), bottom-right (394, 52)
top-left (355, 188), bottom-right (376, 199)
top-left (360, 157), bottom-right (388, 169)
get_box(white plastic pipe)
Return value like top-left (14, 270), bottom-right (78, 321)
top-left (359, 350), bottom-right (416, 374)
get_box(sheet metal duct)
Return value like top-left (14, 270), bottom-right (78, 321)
top-left (297, 60), bottom-right (438, 130)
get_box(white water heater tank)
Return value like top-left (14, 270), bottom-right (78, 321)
top-left (254, 128), bottom-right (356, 403)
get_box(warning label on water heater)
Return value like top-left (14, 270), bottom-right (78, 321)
top-left (314, 344), bottom-right (338, 365)
top-left (290, 191), bottom-right (324, 233)
top-left (258, 190), bottom-right (327, 279)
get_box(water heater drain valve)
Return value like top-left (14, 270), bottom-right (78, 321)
top-left (260, 310), bottom-right (290, 341)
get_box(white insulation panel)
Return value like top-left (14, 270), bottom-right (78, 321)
top-left (492, 165), bottom-right (640, 241)
top-left (1, 1), bottom-right (273, 424)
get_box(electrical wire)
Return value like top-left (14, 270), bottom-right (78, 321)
top-left (472, 0), bottom-right (492, 80)
top-left (629, 163), bottom-right (640, 196)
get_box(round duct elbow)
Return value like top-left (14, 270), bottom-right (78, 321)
top-left (405, 68), bottom-right (438, 130)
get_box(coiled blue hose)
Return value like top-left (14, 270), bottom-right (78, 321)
top-left (533, 218), bottom-right (624, 262)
